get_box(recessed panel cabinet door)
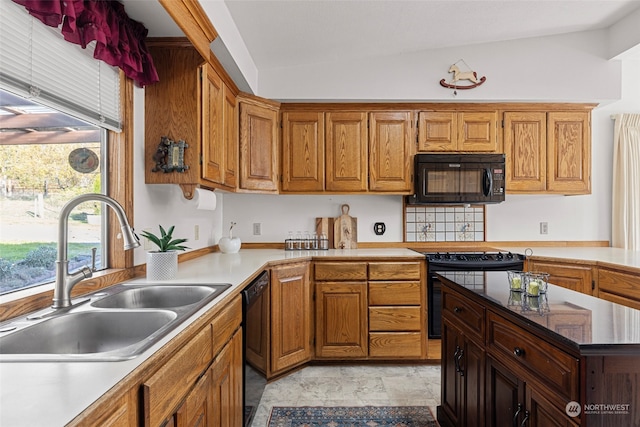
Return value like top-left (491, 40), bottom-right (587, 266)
top-left (547, 111), bottom-right (591, 194)
top-left (418, 111), bottom-right (457, 152)
top-left (325, 112), bottom-right (368, 192)
top-left (369, 111), bottom-right (413, 193)
top-left (270, 262), bottom-right (312, 374)
top-left (201, 64), bottom-right (224, 185)
top-left (282, 111), bottom-right (325, 192)
top-left (457, 111), bottom-right (498, 152)
top-left (223, 87), bottom-right (238, 188)
top-left (504, 111), bottom-right (547, 192)
top-left (239, 102), bottom-right (279, 192)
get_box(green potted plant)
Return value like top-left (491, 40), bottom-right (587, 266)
top-left (141, 225), bottom-right (189, 281)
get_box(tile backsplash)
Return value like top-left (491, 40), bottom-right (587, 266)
top-left (405, 205), bottom-right (485, 242)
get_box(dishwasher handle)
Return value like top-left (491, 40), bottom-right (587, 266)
top-left (242, 271), bottom-right (269, 306)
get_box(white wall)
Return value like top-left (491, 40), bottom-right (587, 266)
top-left (130, 38), bottom-right (640, 260)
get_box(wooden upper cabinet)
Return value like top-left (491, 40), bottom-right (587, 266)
top-left (418, 111), bottom-right (497, 152)
top-left (369, 111), bottom-right (413, 192)
top-left (281, 111), bottom-right (325, 192)
top-left (504, 111), bottom-right (547, 191)
top-left (239, 98), bottom-right (279, 192)
top-left (547, 111), bottom-right (591, 194)
top-left (504, 109), bottom-right (591, 194)
top-left (201, 63), bottom-right (224, 185)
top-left (223, 86), bottom-right (238, 188)
top-left (325, 112), bottom-right (368, 192)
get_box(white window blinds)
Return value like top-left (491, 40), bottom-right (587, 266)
top-left (0, 0), bottom-right (121, 131)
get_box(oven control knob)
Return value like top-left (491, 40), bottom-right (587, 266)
top-left (496, 252), bottom-right (504, 260)
top-left (506, 252), bottom-right (514, 260)
top-left (434, 253), bottom-right (442, 259)
top-left (458, 254), bottom-right (467, 261)
top-left (444, 253), bottom-right (451, 259)
top-left (481, 254), bottom-right (489, 260)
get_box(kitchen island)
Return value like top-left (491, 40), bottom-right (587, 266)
top-left (436, 270), bottom-right (640, 427)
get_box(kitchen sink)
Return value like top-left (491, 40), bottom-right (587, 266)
top-left (91, 284), bottom-right (229, 309)
top-left (0, 283), bottom-right (231, 362)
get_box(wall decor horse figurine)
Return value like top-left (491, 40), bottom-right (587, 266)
top-left (440, 63), bottom-right (486, 90)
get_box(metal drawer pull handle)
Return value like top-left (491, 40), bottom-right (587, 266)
top-left (513, 403), bottom-right (523, 427)
top-left (513, 347), bottom-right (525, 357)
top-left (454, 345), bottom-right (462, 375)
top-left (520, 410), bottom-right (530, 427)
top-left (453, 306), bottom-right (462, 313)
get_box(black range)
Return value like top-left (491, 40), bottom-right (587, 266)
top-left (422, 251), bottom-right (525, 338)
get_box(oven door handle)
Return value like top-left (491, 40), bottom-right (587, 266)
top-left (482, 168), bottom-right (493, 197)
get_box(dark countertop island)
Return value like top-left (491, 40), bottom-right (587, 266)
top-left (436, 270), bottom-right (640, 427)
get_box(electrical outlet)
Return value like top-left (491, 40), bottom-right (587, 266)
top-left (253, 223), bottom-right (261, 236)
top-left (194, 225), bottom-right (200, 241)
top-left (540, 222), bottom-right (548, 235)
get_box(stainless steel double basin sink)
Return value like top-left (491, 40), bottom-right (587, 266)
top-left (0, 283), bottom-right (231, 362)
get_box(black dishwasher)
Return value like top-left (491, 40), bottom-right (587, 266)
top-left (242, 270), bottom-right (269, 427)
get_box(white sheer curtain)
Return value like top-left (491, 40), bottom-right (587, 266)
top-left (612, 114), bottom-right (640, 251)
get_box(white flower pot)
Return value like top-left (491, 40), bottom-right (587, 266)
top-left (146, 251), bottom-right (178, 281)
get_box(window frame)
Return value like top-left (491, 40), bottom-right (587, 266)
top-left (0, 74), bottom-right (135, 322)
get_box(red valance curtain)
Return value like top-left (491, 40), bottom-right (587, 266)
top-left (12, 0), bottom-right (159, 87)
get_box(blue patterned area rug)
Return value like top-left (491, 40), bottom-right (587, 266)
top-left (268, 406), bottom-right (438, 427)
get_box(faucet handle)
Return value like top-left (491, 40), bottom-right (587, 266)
top-left (91, 247), bottom-right (97, 272)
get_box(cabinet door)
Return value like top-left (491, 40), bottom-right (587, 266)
top-left (547, 111), bottom-right (591, 194)
top-left (270, 262), bottom-right (312, 373)
top-left (457, 111), bottom-right (498, 152)
top-left (282, 111), bottom-right (325, 192)
top-left (528, 259), bottom-right (593, 295)
top-left (441, 320), bottom-right (463, 426)
top-left (239, 102), bottom-right (279, 192)
top-left (210, 330), bottom-right (243, 427)
top-left (526, 385), bottom-right (579, 427)
top-left (369, 111), bottom-right (413, 192)
top-left (504, 111), bottom-right (547, 192)
top-left (486, 356), bottom-right (522, 427)
top-left (418, 111), bottom-right (457, 152)
top-left (325, 112), bottom-right (368, 191)
top-left (223, 86), bottom-right (238, 188)
top-left (461, 336), bottom-right (485, 427)
top-left (175, 371), bottom-right (212, 427)
top-left (316, 282), bottom-right (368, 358)
top-left (201, 64), bottom-right (225, 185)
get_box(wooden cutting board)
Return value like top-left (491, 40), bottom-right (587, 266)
top-left (333, 204), bottom-right (357, 249)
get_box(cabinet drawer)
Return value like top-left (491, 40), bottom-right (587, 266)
top-left (143, 326), bottom-right (212, 427)
top-left (369, 307), bottom-right (421, 331)
top-left (369, 332), bottom-right (422, 357)
top-left (368, 262), bottom-right (421, 280)
top-left (442, 287), bottom-right (484, 339)
top-left (315, 262), bottom-right (367, 281)
top-left (598, 268), bottom-right (640, 305)
top-left (211, 295), bottom-right (242, 356)
top-left (369, 281), bottom-right (421, 305)
top-left (487, 311), bottom-right (579, 402)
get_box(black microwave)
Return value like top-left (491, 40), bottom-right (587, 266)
top-left (407, 153), bottom-right (506, 204)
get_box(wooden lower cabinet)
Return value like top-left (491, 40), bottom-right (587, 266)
top-left (597, 266), bottom-right (640, 310)
top-left (209, 330), bottom-right (243, 427)
top-left (270, 262), bottom-right (313, 374)
top-left (528, 258), bottom-right (594, 295)
top-left (439, 319), bottom-right (484, 427)
top-left (143, 296), bottom-right (243, 427)
top-left (314, 260), bottom-right (426, 360)
top-left (486, 356), bottom-right (578, 427)
top-left (316, 281), bottom-right (368, 358)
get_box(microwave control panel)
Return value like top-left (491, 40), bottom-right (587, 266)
top-left (492, 167), bottom-right (505, 195)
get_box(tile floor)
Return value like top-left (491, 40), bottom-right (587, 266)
top-left (249, 363), bottom-right (442, 426)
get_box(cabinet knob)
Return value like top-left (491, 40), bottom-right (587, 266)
top-left (453, 306), bottom-right (462, 313)
top-left (513, 347), bottom-right (525, 357)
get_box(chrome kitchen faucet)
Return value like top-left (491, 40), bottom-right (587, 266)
top-left (52, 194), bottom-right (140, 309)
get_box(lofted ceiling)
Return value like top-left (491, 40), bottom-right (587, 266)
top-left (124, 0), bottom-right (640, 71)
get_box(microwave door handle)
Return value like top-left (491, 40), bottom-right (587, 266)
top-left (483, 168), bottom-right (493, 196)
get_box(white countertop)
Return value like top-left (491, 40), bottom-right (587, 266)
top-left (0, 248), bottom-right (421, 427)
top-left (496, 246), bottom-right (640, 270)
